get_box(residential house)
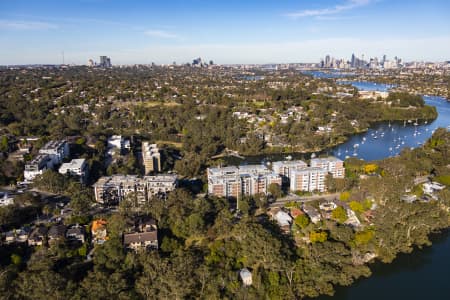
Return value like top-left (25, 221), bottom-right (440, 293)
top-left (401, 194), bottom-right (417, 203)
top-left (28, 226), bottom-right (48, 246)
top-left (123, 217), bottom-right (158, 252)
top-left (4, 231), bottom-right (15, 244)
top-left (15, 227), bottom-right (31, 243)
top-left (274, 210), bottom-right (293, 234)
top-left (92, 219), bottom-right (108, 244)
top-left (302, 205), bottom-right (321, 224)
top-left (66, 225), bottom-right (86, 243)
top-left (48, 224), bottom-right (67, 244)
top-left (345, 208), bottom-right (361, 227)
top-left (423, 182), bottom-right (445, 197)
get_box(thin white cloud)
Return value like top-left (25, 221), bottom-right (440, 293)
top-left (286, 0), bottom-right (372, 18)
top-left (144, 29), bottom-right (179, 39)
top-left (0, 20), bottom-right (58, 30)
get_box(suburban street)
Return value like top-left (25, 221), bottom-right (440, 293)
top-left (270, 192), bottom-right (340, 207)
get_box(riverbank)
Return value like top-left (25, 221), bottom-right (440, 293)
top-left (222, 111), bottom-right (438, 165)
top-left (313, 229), bottom-right (450, 300)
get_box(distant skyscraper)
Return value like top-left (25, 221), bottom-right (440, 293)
top-left (99, 56), bottom-right (112, 68)
top-left (192, 57), bottom-right (202, 66)
top-left (325, 55), bottom-right (331, 68)
top-left (351, 53), bottom-right (356, 68)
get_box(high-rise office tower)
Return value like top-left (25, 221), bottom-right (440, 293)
top-left (99, 56), bottom-right (112, 68)
top-left (325, 55), bottom-right (331, 68)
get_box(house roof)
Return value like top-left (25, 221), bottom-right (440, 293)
top-left (67, 226), bottom-right (86, 236)
top-left (92, 219), bottom-right (107, 232)
top-left (290, 208), bottom-right (303, 218)
top-left (48, 224), bottom-right (66, 238)
top-left (29, 226), bottom-right (48, 239)
top-left (123, 231), bottom-right (157, 245)
top-left (275, 210), bottom-right (293, 227)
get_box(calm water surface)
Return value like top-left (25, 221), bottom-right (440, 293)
top-left (314, 230), bottom-right (450, 300)
top-left (235, 77), bottom-right (450, 299)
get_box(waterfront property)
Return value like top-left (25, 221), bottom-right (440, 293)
top-left (207, 165), bottom-right (282, 199)
top-left (310, 157), bottom-right (345, 178)
top-left (270, 157), bottom-right (344, 193)
top-left (272, 160), bottom-right (308, 180)
top-left (290, 167), bottom-right (328, 192)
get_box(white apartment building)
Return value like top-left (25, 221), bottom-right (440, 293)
top-left (143, 175), bottom-right (178, 197)
top-left (24, 154), bottom-right (53, 181)
top-left (310, 156), bottom-right (345, 178)
top-left (93, 174), bottom-right (177, 205)
top-left (290, 167), bottom-right (327, 192)
top-left (272, 160), bottom-right (308, 178)
top-left (59, 158), bottom-right (89, 184)
top-left (39, 140), bottom-right (70, 165)
top-left (207, 165), bottom-right (282, 199)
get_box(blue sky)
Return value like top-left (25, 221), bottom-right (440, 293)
top-left (0, 0), bottom-right (449, 64)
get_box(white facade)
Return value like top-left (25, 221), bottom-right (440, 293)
top-left (39, 140), bottom-right (70, 165)
top-left (59, 158), bottom-right (88, 183)
top-left (93, 174), bottom-right (177, 205)
top-left (207, 165), bottom-right (282, 199)
top-left (107, 135), bottom-right (130, 155)
top-left (24, 154), bottom-right (53, 181)
top-left (272, 160), bottom-right (308, 178)
top-left (422, 182), bottom-right (445, 195)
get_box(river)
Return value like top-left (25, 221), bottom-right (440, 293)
top-left (308, 75), bottom-right (450, 300)
top-left (225, 80), bottom-right (450, 164)
top-left (331, 95), bottom-right (450, 162)
top-left (234, 74), bottom-right (450, 299)
top-left (314, 230), bottom-right (450, 300)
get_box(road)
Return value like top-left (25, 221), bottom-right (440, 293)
top-left (270, 192), bottom-right (340, 207)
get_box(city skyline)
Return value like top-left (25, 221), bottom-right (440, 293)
top-left (1, 0), bottom-right (450, 65)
